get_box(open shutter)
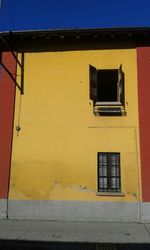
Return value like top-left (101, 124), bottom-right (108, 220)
top-left (89, 65), bottom-right (98, 103)
top-left (118, 64), bottom-right (124, 106)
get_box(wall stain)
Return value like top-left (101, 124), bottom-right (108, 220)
top-left (53, 181), bottom-right (95, 193)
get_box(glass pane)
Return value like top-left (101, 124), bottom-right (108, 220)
top-left (111, 178), bottom-right (117, 188)
top-left (99, 154), bottom-right (103, 164)
top-left (103, 178), bottom-right (107, 188)
top-left (102, 155), bottom-right (107, 165)
top-left (116, 166), bottom-right (120, 176)
top-left (111, 165), bottom-right (116, 176)
top-left (103, 166), bottom-right (107, 176)
top-left (110, 154), bottom-right (116, 165)
top-left (99, 178), bottom-right (103, 188)
top-left (116, 179), bottom-right (120, 188)
top-left (115, 154), bottom-right (120, 165)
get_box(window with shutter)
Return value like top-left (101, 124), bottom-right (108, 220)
top-left (89, 64), bottom-right (125, 116)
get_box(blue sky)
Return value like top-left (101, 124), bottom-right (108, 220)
top-left (0, 0), bottom-right (150, 31)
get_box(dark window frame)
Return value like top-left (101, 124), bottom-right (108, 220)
top-left (97, 152), bottom-right (121, 193)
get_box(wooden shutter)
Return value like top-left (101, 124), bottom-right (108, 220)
top-left (89, 65), bottom-right (98, 102)
top-left (118, 64), bottom-right (124, 106)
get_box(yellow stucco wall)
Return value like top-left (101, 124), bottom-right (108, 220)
top-left (9, 49), bottom-right (141, 202)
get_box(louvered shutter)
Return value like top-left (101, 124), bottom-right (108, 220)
top-left (118, 64), bottom-right (124, 106)
top-left (89, 65), bottom-right (98, 103)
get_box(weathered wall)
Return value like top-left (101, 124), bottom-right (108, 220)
top-left (0, 52), bottom-right (16, 218)
top-left (0, 52), bottom-right (16, 199)
top-left (9, 49), bottom-right (140, 204)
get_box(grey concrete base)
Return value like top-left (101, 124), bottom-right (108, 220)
top-left (8, 200), bottom-right (139, 222)
top-left (0, 199), bottom-right (7, 219)
top-left (0, 219), bottom-right (150, 243)
top-left (141, 203), bottom-right (150, 222)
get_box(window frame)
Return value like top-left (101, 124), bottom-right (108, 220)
top-left (97, 152), bottom-right (122, 194)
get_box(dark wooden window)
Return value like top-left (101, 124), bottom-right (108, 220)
top-left (97, 152), bottom-right (121, 192)
top-left (89, 65), bottom-right (124, 106)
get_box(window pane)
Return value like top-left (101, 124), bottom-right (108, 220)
top-left (111, 178), bottom-right (117, 188)
top-left (111, 166), bottom-right (116, 176)
top-left (110, 154), bottom-right (116, 165)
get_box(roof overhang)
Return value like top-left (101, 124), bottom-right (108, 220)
top-left (0, 27), bottom-right (150, 52)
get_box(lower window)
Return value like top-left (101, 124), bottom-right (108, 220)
top-left (97, 152), bottom-right (121, 193)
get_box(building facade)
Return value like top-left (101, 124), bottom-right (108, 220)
top-left (0, 28), bottom-right (150, 223)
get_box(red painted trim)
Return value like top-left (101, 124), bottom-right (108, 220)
top-left (0, 52), bottom-right (16, 199)
top-left (137, 47), bottom-right (150, 202)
